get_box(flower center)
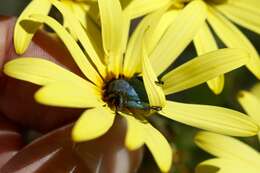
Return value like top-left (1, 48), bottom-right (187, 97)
top-left (103, 76), bottom-right (158, 118)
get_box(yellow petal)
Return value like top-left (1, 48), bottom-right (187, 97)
top-left (26, 14), bottom-right (102, 86)
top-left (145, 10), bottom-right (180, 55)
top-left (61, 0), bottom-right (81, 39)
top-left (61, 0), bottom-right (88, 27)
top-left (3, 58), bottom-right (92, 87)
top-left (207, 6), bottom-right (260, 79)
top-left (162, 48), bottom-right (248, 95)
top-left (50, 0), bottom-right (106, 78)
top-left (61, 1), bottom-right (104, 61)
top-left (216, 2), bottom-right (260, 34)
top-left (196, 158), bottom-right (259, 173)
top-left (160, 101), bottom-right (258, 136)
top-left (207, 75), bottom-right (225, 95)
top-left (250, 83), bottom-right (260, 99)
top-left (123, 112), bottom-right (173, 172)
top-left (237, 91), bottom-right (260, 126)
top-left (98, 0), bottom-right (124, 77)
top-left (227, 0), bottom-right (260, 11)
top-left (249, 92), bottom-right (260, 139)
top-left (194, 23), bottom-right (218, 54)
top-left (142, 45), bottom-right (166, 108)
top-left (193, 23), bottom-right (224, 95)
top-left (85, 2), bottom-right (100, 26)
top-left (14, 0), bottom-right (51, 54)
top-left (149, 0), bottom-right (207, 76)
top-left (72, 107), bottom-right (115, 142)
top-left (35, 82), bottom-right (102, 108)
top-left (195, 131), bottom-right (260, 169)
top-left (123, 10), bottom-right (162, 77)
top-left (121, 13), bottom-right (131, 55)
top-left (144, 123), bottom-right (172, 172)
top-left (124, 115), bottom-right (145, 150)
top-left (61, 1), bottom-right (103, 60)
top-left (123, 0), bottom-right (171, 19)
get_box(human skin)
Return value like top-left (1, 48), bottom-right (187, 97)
top-left (1, 117), bottom-right (143, 173)
top-left (0, 114), bottom-right (22, 169)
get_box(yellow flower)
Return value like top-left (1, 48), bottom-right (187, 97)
top-left (14, 0), bottom-right (170, 55)
top-left (195, 131), bottom-right (260, 173)
top-left (237, 83), bottom-right (260, 141)
top-left (120, 0), bottom-right (171, 19)
top-left (5, 0), bottom-right (259, 172)
top-left (142, 0), bottom-right (260, 95)
top-left (14, 0), bottom-right (100, 54)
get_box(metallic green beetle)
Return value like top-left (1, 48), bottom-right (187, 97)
top-left (103, 77), bottom-right (161, 118)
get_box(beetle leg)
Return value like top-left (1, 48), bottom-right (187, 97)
top-left (150, 106), bottom-right (162, 111)
top-left (155, 80), bottom-right (164, 86)
top-left (118, 94), bottom-right (125, 111)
